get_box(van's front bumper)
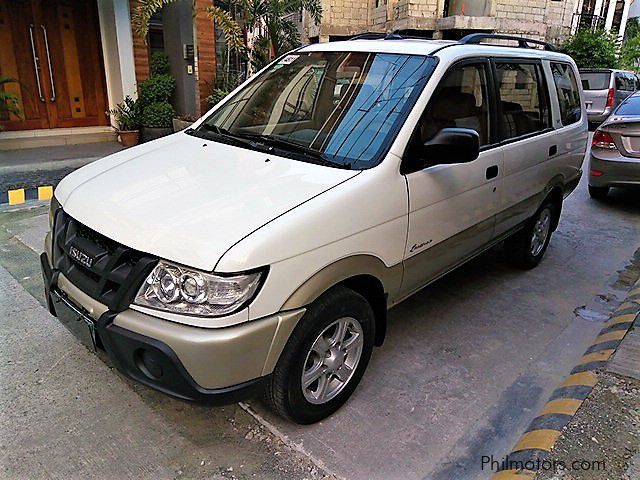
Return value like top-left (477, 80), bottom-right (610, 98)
top-left (41, 251), bottom-right (304, 404)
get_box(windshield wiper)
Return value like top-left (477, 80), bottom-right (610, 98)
top-left (235, 133), bottom-right (352, 169)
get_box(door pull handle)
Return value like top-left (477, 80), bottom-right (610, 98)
top-left (549, 145), bottom-right (558, 157)
top-left (486, 165), bottom-right (499, 180)
top-left (40, 25), bottom-right (56, 102)
top-left (28, 24), bottom-right (45, 102)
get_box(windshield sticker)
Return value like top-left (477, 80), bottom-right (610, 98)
top-left (278, 54), bottom-right (299, 65)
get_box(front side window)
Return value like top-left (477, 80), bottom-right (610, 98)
top-left (196, 52), bottom-right (437, 169)
top-left (414, 62), bottom-right (491, 148)
top-left (551, 62), bottom-right (582, 126)
top-left (496, 62), bottom-right (550, 140)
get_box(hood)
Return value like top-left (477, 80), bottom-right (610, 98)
top-left (56, 133), bottom-right (359, 271)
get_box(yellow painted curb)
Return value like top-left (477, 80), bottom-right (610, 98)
top-left (492, 469), bottom-right (536, 479)
top-left (606, 313), bottom-right (638, 326)
top-left (8, 189), bottom-right (25, 205)
top-left (540, 398), bottom-right (583, 416)
top-left (593, 330), bottom-right (628, 344)
top-left (38, 186), bottom-right (53, 201)
top-left (559, 371), bottom-right (598, 388)
top-left (575, 349), bottom-right (615, 366)
top-left (513, 429), bottom-right (561, 452)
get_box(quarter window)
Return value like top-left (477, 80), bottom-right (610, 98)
top-left (416, 63), bottom-right (491, 147)
top-left (496, 62), bottom-right (550, 140)
top-left (551, 63), bottom-right (582, 126)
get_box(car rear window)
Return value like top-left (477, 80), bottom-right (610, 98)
top-left (551, 63), bottom-right (582, 126)
top-left (615, 95), bottom-right (640, 115)
top-left (581, 72), bottom-right (611, 90)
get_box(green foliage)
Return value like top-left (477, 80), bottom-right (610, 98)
top-left (142, 101), bottom-right (176, 128)
top-left (150, 51), bottom-right (171, 76)
top-left (624, 17), bottom-right (640, 42)
top-left (560, 29), bottom-right (619, 69)
top-left (206, 88), bottom-right (230, 107)
top-left (132, 0), bottom-right (182, 41)
top-left (619, 35), bottom-right (640, 73)
top-left (108, 96), bottom-right (142, 131)
top-left (0, 76), bottom-right (22, 127)
top-left (139, 74), bottom-right (175, 105)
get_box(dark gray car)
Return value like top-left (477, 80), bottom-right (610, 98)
top-left (588, 91), bottom-right (640, 199)
top-left (580, 69), bottom-right (639, 124)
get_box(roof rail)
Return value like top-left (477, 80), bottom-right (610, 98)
top-left (349, 32), bottom-right (405, 41)
top-left (459, 33), bottom-right (557, 51)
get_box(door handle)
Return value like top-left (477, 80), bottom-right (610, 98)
top-left (549, 145), bottom-right (558, 157)
top-left (40, 25), bottom-right (56, 102)
top-left (486, 165), bottom-right (498, 180)
top-left (28, 24), bottom-right (45, 102)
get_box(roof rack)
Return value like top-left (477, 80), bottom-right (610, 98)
top-left (349, 31), bottom-right (420, 41)
top-left (459, 33), bottom-right (557, 51)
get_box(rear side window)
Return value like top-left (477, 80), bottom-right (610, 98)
top-left (615, 95), bottom-right (640, 115)
top-left (581, 72), bottom-right (611, 90)
top-left (496, 62), bottom-right (551, 140)
top-left (551, 63), bottom-right (582, 126)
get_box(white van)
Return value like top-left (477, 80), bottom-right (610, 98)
top-left (41, 34), bottom-right (588, 424)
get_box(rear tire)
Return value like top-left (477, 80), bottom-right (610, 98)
top-left (588, 185), bottom-right (609, 200)
top-left (264, 286), bottom-right (375, 424)
top-left (505, 201), bottom-right (556, 270)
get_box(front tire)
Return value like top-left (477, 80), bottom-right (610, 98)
top-left (588, 185), bottom-right (609, 200)
top-left (505, 201), bottom-right (556, 269)
top-left (264, 286), bottom-right (375, 424)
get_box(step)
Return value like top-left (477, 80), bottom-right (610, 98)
top-left (0, 127), bottom-right (117, 150)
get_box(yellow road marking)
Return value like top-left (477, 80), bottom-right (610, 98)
top-left (594, 330), bottom-right (627, 344)
top-left (576, 349), bottom-right (614, 366)
top-left (560, 371), bottom-right (598, 388)
top-left (492, 470), bottom-right (536, 479)
top-left (38, 186), bottom-right (53, 201)
top-left (540, 398), bottom-right (583, 416)
top-left (513, 429), bottom-right (561, 452)
top-left (8, 189), bottom-right (25, 205)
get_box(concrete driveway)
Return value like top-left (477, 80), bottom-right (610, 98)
top-left (1, 175), bottom-right (639, 479)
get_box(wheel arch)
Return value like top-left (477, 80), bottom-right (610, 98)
top-left (280, 255), bottom-right (402, 347)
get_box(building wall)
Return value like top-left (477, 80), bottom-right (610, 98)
top-left (304, 0), bottom-right (581, 43)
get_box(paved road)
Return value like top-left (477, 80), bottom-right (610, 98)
top-left (0, 175), bottom-right (638, 479)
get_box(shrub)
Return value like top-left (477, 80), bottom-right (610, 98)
top-left (108, 95), bottom-right (142, 131)
top-left (139, 74), bottom-right (175, 105)
top-left (142, 101), bottom-right (175, 128)
top-left (150, 51), bottom-right (171, 76)
top-left (560, 29), bottom-right (619, 69)
top-left (207, 88), bottom-right (230, 107)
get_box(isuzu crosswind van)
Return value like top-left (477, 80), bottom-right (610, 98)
top-left (42, 33), bottom-right (588, 424)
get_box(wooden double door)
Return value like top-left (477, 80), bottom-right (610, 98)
top-left (0, 0), bottom-right (109, 131)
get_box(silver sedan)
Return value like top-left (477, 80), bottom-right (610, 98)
top-left (588, 91), bottom-right (640, 199)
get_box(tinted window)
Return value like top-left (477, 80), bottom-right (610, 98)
top-left (200, 52), bottom-right (437, 169)
top-left (416, 63), bottom-right (491, 147)
top-left (615, 94), bottom-right (640, 115)
top-left (496, 62), bottom-right (550, 139)
top-left (581, 72), bottom-right (611, 90)
top-left (551, 63), bottom-right (582, 125)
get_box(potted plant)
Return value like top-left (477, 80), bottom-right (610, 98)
top-left (172, 114), bottom-right (198, 132)
top-left (107, 96), bottom-right (141, 147)
top-left (139, 52), bottom-right (177, 142)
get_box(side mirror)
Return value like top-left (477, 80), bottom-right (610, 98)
top-left (421, 128), bottom-right (480, 167)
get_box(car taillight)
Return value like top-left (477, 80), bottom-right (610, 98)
top-left (592, 130), bottom-right (617, 149)
top-left (590, 169), bottom-right (604, 176)
top-left (606, 88), bottom-right (615, 108)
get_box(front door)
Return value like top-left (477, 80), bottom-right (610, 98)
top-left (0, 0), bottom-right (109, 131)
top-left (399, 59), bottom-right (503, 299)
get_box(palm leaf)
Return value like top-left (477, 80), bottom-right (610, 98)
top-left (132, 0), bottom-right (182, 41)
top-left (207, 5), bottom-right (246, 53)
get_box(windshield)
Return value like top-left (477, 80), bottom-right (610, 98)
top-left (581, 72), bottom-right (611, 90)
top-left (195, 51), bottom-right (437, 169)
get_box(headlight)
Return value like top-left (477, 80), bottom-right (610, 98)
top-left (49, 195), bottom-right (61, 229)
top-left (133, 261), bottom-right (265, 317)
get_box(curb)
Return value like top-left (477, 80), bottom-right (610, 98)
top-left (491, 280), bottom-right (640, 480)
top-left (1, 186), bottom-right (53, 206)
